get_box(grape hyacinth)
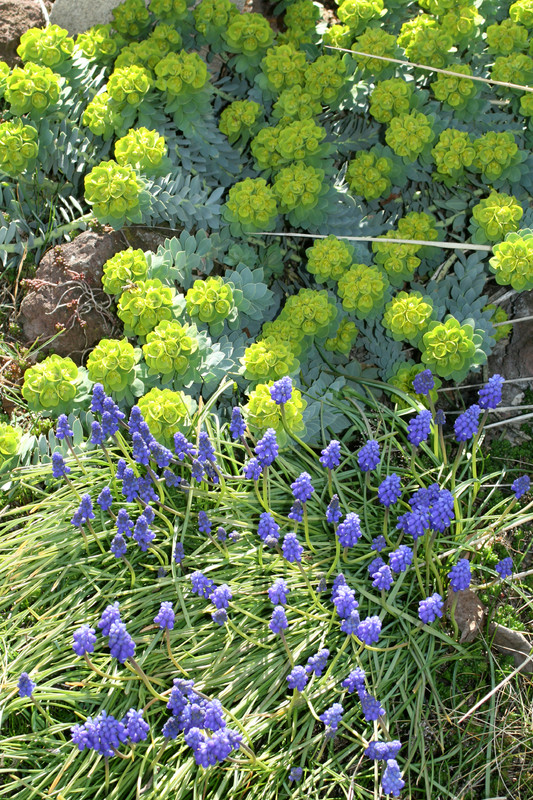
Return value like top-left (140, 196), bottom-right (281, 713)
top-left (357, 616), bottom-right (382, 645)
top-left (360, 692), bottom-right (385, 721)
top-left (269, 605), bottom-right (288, 634)
top-left (191, 459), bottom-right (206, 483)
top-left (418, 593), bottom-right (444, 624)
top-left (71, 493), bottom-right (95, 526)
top-left (454, 404), bottom-right (481, 442)
top-left (358, 439), bottom-right (380, 472)
top-left (288, 500), bottom-right (304, 522)
top-left (198, 431), bottom-right (216, 464)
top-left (407, 409), bottom-right (432, 446)
top-left (372, 535), bottom-right (387, 552)
top-left (478, 374), bottom-right (504, 410)
top-left (210, 584), bottom-right (232, 609)
top-left (71, 710), bottom-right (127, 757)
top-left (55, 414), bottom-right (74, 439)
top-left (72, 625), bottom-right (97, 656)
top-left (97, 486), bottom-right (113, 511)
top-left (412, 368), bottom-right (434, 395)
top-left (116, 508), bottom-right (133, 537)
top-left (154, 601), bottom-right (175, 630)
top-left (305, 648), bottom-right (329, 676)
top-left (128, 406), bottom-right (145, 436)
top-left (133, 514), bottom-right (155, 551)
top-left (287, 666), bottom-right (308, 691)
top-left (333, 585), bottom-right (358, 618)
top-left (381, 759), bottom-right (405, 797)
top-left (336, 512), bottom-right (362, 548)
top-left (268, 578), bottom-right (289, 605)
top-left (121, 468), bottom-right (139, 502)
top-left (98, 602), bottom-right (121, 635)
top-left (174, 432), bottom-right (196, 460)
top-left (270, 376), bottom-right (293, 405)
top-left (198, 510), bottom-right (211, 534)
top-left (52, 452), bottom-right (70, 479)
top-left (368, 556), bottom-right (385, 577)
top-left (132, 432), bottom-right (150, 465)
top-left (173, 542), bottom-right (185, 564)
top-left (495, 557), bottom-right (513, 579)
top-left (435, 409), bottom-right (446, 426)
top-left (377, 473), bottom-right (402, 506)
top-left (448, 558), bottom-right (471, 591)
top-left (90, 383), bottom-right (106, 415)
top-left (91, 421), bottom-right (105, 446)
top-left (365, 740), bottom-right (402, 761)
top-left (331, 572), bottom-right (347, 600)
top-left (389, 545), bottom-right (413, 574)
top-left (212, 608), bottom-right (228, 626)
top-left (512, 474), bottom-right (530, 499)
top-left (108, 621), bottom-right (135, 663)
top-left (110, 533), bottom-right (127, 558)
top-left (290, 472), bottom-right (314, 503)
top-left (243, 457), bottom-right (262, 480)
top-left (257, 512), bottom-right (280, 545)
top-left (282, 532), bottom-right (303, 562)
top-left (230, 407), bottom-right (246, 439)
top-left (122, 708), bottom-right (149, 743)
top-left (289, 766), bottom-right (303, 783)
top-left (340, 609), bottom-right (361, 635)
top-left (342, 667), bottom-right (366, 694)
top-left (255, 428), bottom-right (278, 467)
top-left (191, 571), bottom-right (215, 599)
top-left (326, 494), bottom-right (342, 523)
top-left (150, 441), bottom-right (173, 469)
top-left (18, 672), bottom-right (36, 697)
top-left (320, 440), bottom-right (341, 469)
top-left (372, 565), bottom-right (394, 591)
top-left (320, 702), bottom-right (343, 735)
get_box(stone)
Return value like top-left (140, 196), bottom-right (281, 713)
top-left (50, 0), bottom-right (245, 36)
top-left (488, 289), bottom-right (533, 410)
top-left (0, 0), bottom-right (48, 67)
top-left (19, 229), bottom-right (125, 364)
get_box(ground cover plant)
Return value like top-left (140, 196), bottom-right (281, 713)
top-left (1, 0), bottom-right (533, 798)
top-left (1, 373), bottom-right (532, 799)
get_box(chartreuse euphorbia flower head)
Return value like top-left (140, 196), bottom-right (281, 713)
top-left (489, 230), bottom-right (533, 291)
top-left (244, 382), bottom-right (306, 447)
top-left (22, 354), bottom-right (79, 413)
top-left (137, 388), bottom-right (196, 444)
top-left (117, 279), bottom-right (175, 338)
top-left (0, 119), bottom-right (39, 176)
top-left (102, 248), bottom-right (148, 296)
top-left (0, 423), bottom-right (21, 468)
top-left (86, 339), bottom-right (137, 395)
top-left (337, 264), bottom-right (389, 319)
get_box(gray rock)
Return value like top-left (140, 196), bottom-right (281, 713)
top-left (19, 229), bottom-right (124, 364)
top-left (0, 0), bottom-right (47, 66)
top-left (50, 0), bottom-right (245, 36)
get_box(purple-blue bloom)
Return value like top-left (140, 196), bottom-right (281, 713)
top-left (116, 508), bottom-right (133, 537)
top-left (365, 740), bottom-right (402, 761)
top-left (358, 439), bottom-right (380, 472)
top-left (173, 542), bottom-right (185, 564)
top-left (243, 457), bottom-right (262, 480)
top-left (191, 571), bottom-right (215, 599)
top-left (121, 468), bottom-right (139, 503)
top-left (331, 573), bottom-right (347, 600)
top-left (210, 584), bottom-right (232, 609)
top-left (368, 556), bottom-right (385, 577)
top-left (18, 672), bottom-right (36, 697)
top-left (377, 473), bottom-right (402, 507)
top-left (320, 702), bottom-right (343, 734)
top-left (268, 578), bottom-right (289, 606)
top-left (198, 510), bottom-right (211, 534)
top-left (357, 616), bottom-right (382, 645)
top-left (52, 452), bottom-right (70, 479)
top-left (381, 759), bottom-right (405, 797)
top-left (371, 535), bottom-right (387, 552)
top-left (71, 711), bottom-right (127, 757)
top-left (342, 667), bottom-right (366, 695)
top-left (291, 472), bottom-right (314, 503)
top-left (128, 406), bottom-right (144, 436)
top-left (270, 376), bottom-right (293, 405)
top-left (108, 621), bottom-right (135, 663)
top-left (340, 609), bottom-right (361, 635)
top-left (287, 666), bottom-right (308, 691)
top-left (418, 593), bottom-right (444, 624)
top-left (512, 474), bottom-right (530, 499)
top-left (413, 368), bottom-right (434, 396)
top-left (288, 500), bottom-right (304, 522)
top-left (289, 766), bottom-right (303, 783)
top-left (71, 493), bottom-right (95, 527)
top-left (320, 440), bottom-right (341, 470)
top-left (90, 421), bottom-right (105, 445)
top-left (336, 512), bottom-right (362, 548)
top-left (154, 601), bottom-right (175, 630)
top-left (326, 494), bottom-right (342, 524)
top-left (282, 532), bottom-right (303, 563)
top-left (372, 565), bottom-right (394, 591)
top-left (407, 409), bottom-right (432, 447)
top-left (478, 374), bottom-right (504, 410)
top-left (173, 432), bottom-right (196, 460)
top-left (212, 608), bottom-right (228, 626)
top-left (132, 432), bottom-right (150, 466)
top-left (133, 514), bottom-right (155, 551)
top-left (448, 558), bottom-right (471, 591)
top-left (454, 404), bottom-right (481, 442)
top-left (98, 602), bottom-right (121, 636)
top-left (305, 648), bottom-right (329, 676)
top-left (110, 533), bottom-right (127, 558)
top-left (150, 441), bottom-right (173, 469)
top-left (97, 486), bottom-right (113, 511)
top-left (389, 545), bottom-right (413, 574)
top-left (90, 383), bottom-right (106, 415)
top-left (269, 605), bottom-right (288, 634)
top-left (257, 512), bottom-right (280, 545)
top-left (254, 428), bottom-right (278, 467)
top-left (198, 431), bottom-right (216, 464)
top-left (435, 409), bottom-right (446, 425)
top-left (55, 414), bottom-right (74, 439)
top-left (229, 407), bottom-right (246, 439)
top-left (72, 625), bottom-right (97, 656)
top-left (122, 708), bottom-right (149, 743)
top-left (360, 691), bottom-right (385, 721)
top-left (333, 585), bottom-right (358, 619)
top-left (495, 557), bottom-right (513, 579)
